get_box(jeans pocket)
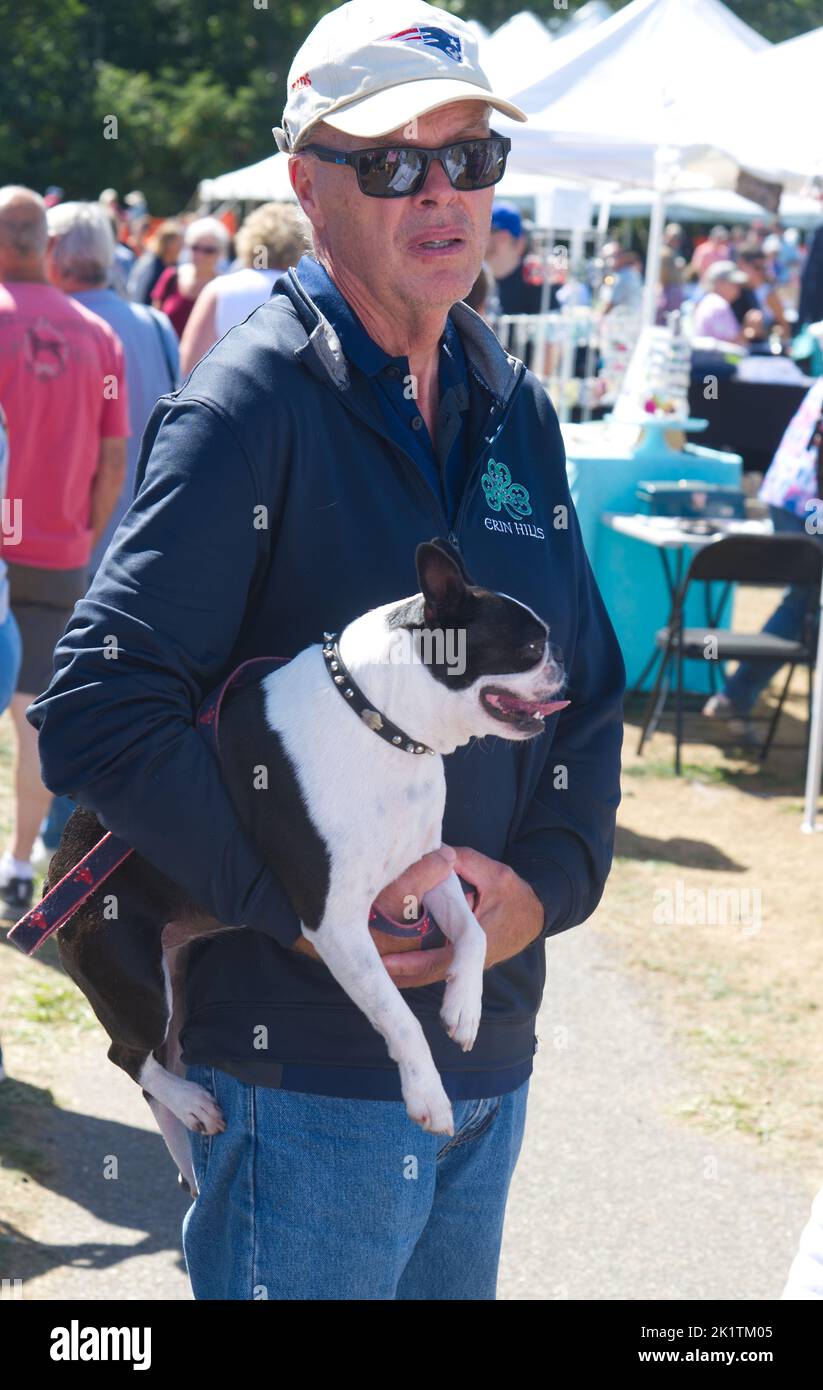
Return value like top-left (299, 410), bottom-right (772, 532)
top-left (437, 1096), bottom-right (502, 1158)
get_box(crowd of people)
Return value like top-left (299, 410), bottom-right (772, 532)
top-left (0, 184), bottom-right (309, 945)
top-left (472, 204), bottom-right (815, 350)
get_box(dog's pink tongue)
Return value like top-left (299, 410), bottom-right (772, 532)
top-left (533, 698), bottom-right (570, 716)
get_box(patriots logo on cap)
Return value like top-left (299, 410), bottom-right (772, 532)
top-left (381, 26), bottom-right (463, 62)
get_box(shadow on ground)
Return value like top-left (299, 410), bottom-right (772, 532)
top-left (0, 1071), bottom-right (190, 1286)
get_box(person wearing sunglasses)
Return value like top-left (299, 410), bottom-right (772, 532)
top-left (29, 0), bottom-right (625, 1302)
top-left (151, 216), bottom-right (230, 339)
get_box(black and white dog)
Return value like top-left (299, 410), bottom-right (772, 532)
top-left (46, 540), bottom-right (567, 1194)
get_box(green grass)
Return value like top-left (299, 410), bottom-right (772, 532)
top-left (623, 758), bottom-right (783, 785)
top-left (7, 980), bottom-right (95, 1031)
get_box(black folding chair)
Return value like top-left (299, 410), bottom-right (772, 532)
top-left (636, 533), bottom-right (823, 773)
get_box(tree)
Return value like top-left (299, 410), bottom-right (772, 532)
top-left (0, 0), bottom-right (97, 194)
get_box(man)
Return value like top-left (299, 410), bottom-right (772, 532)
top-left (484, 202), bottom-right (555, 371)
top-left (127, 220), bottom-right (184, 306)
top-left (599, 240), bottom-right (643, 317)
top-left (798, 219), bottom-right (823, 329)
top-left (45, 200), bottom-right (179, 579)
top-left (692, 259), bottom-right (748, 345)
top-left (703, 376), bottom-right (823, 741)
top-left (27, 0), bottom-right (625, 1301)
top-left (663, 221), bottom-right (691, 264)
top-left (0, 186), bottom-right (129, 919)
top-left (688, 224), bottom-right (731, 279)
top-left (731, 244), bottom-right (790, 342)
top-left (485, 202), bottom-right (552, 315)
top-left (30, 200), bottom-right (178, 869)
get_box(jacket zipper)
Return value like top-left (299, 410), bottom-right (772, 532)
top-left (449, 363), bottom-right (527, 550)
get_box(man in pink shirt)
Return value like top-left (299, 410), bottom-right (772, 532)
top-left (689, 224), bottom-right (731, 279)
top-left (692, 260), bottom-right (748, 346)
top-left (0, 185), bottom-right (129, 918)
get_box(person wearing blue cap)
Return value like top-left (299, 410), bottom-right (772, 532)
top-left (486, 202), bottom-right (556, 369)
top-left (487, 203), bottom-right (549, 312)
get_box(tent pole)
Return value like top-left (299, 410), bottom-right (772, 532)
top-left (642, 184), bottom-right (667, 328)
top-left (801, 566), bottom-right (823, 833)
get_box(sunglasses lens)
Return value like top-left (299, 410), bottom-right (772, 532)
top-left (446, 138), bottom-right (507, 190)
top-left (357, 147), bottom-right (427, 196)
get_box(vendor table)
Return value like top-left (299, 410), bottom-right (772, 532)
top-left (686, 378), bottom-right (809, 475)
top-left (561, 420), bottom-right (743, 692)
top-left (602, 514), bottom-right (773, 694)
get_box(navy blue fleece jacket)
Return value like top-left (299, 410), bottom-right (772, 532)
top-left (26, 258), bottom-right (625, 1100)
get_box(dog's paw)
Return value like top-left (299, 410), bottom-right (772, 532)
top-left (440, 973), bottom-right (482, 1052)
top-left (402, 1072), bottom-right (454, 1136)
top-left (179, 1081), bottom-right (226, 1136)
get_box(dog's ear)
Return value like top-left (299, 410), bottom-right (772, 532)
top-left (426, 536), bottom-right (475, 585)
top-left (415, 540), bottom-right (471, 625)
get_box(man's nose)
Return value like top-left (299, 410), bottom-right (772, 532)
top-left (415, 155), bottom-right (456, 200)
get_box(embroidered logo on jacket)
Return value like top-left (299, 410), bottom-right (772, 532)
top-left (481, 458), bottom-right (532, 520)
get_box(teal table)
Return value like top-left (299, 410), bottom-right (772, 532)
top-left (561, 420), bottom-right (743, 693)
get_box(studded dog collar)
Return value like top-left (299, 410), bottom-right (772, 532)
top-left (321, 632), bottom-right (436, 757)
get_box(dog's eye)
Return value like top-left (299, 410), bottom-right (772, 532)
top-left (523, 640), bottom-right (545, 659)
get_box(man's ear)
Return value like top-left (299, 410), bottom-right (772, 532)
top-left (415, 540), bottom-right (470, 625)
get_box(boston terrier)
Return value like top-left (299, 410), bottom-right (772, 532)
top-left (44, 539), bottom-right (567, 1195)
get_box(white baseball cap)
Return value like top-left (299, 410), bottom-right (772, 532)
top-left (272, 0), bottom-right (527, 154)
top-left (705, 259), bottom-right (748, 287)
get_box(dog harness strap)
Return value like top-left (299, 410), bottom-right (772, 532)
top-left (320, 632), bottom-right (436, 756)
top-left (7, 830), bottom-right (134, 956)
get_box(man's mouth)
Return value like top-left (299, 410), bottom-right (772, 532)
top-left (410, 232), bottom-right (465, 255)
top-left (481, 686), bottom-right (570, 732)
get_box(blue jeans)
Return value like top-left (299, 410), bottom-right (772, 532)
top-left (182, 1062), bottom-right (530, 1300)
top-left (723, 504), bottom-right (823, 713)
top-left (0, 608), bottom-right (22, 715)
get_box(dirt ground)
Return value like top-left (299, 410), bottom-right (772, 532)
top-left (0, 581), bottom-right (821, 1295)
top-left (609, 583), bottom-right (822, 1184)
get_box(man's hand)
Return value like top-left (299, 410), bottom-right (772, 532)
top-left (291, 845), bottom-right (457, 962)
top-left (382, 845), bottom-right (546, 990)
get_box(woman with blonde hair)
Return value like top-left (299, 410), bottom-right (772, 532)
top-left (179, 202), bottom-right (309, 376)
top-left (152, 215), bottom-right (230, 338)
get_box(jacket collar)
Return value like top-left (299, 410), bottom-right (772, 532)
top-left (277, 264), bottom-right (523, 410)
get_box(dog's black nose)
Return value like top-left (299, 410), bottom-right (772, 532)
top-left (548, 641), bottom-right (564, 667)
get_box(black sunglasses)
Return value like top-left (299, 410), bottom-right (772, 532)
top-left (299, 131), bottom-right (511, 198)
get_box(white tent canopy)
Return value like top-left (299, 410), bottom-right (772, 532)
top-left (199, 152), bottom-right (296, 204)
top-left (478, 11), bottom-right (555, 95)
top-left (498, 0), bottom-right (780, 189)
top-left (592, 186), bottom-right (822, 227)
top-left (554, 0), bottom-right (613, 41)
top-left (684, 25), bottom-right (823, 184)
